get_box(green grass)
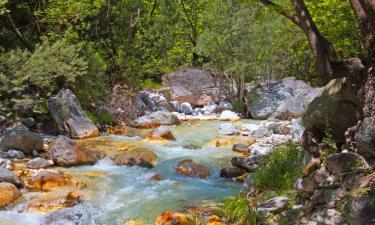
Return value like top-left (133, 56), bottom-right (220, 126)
top-left (252, 143), bottom-right (304, 195)
top-left (85, 109), bottom-right (114, 125)
top-left (219, 194), bottom-right (257, 225)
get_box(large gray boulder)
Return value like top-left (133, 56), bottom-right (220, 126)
top-left (303, 78), bottom-right (360, 144)
top-left (250, 77), bottom-right (322, 119)
top-left (355, 116), bottom-right (375, 158)
top-left (0, 167), bottom-right (23, 188)
top-left (151, 111), bottom-right (180, 125)
top-left (49, 136), bottom-right (97, 167)
top-left (162, 68), bottom-right (223, 107)
top-left (47, 89), bottom-right (99, 139)
top-left (0, 128), bottom-right (43, 154)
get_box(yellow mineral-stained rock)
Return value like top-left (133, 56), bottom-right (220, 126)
top-left (155, 211), bottom-right (190, 225)
top-left (206, 215), bottom-right (226, 225)
top-left (0, 182), bottom-right (21, 207)
top-left (26, 170), bottom-right (84, 191)
top-left (124, 219), bottom-right (147, 225)
top-left (27, 191), bottom-right (82, 212)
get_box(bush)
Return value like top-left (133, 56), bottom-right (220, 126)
top-left (252, 143), bottom-right (304, 195)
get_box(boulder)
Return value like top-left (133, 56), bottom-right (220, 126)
top-left (355, 116), bottom-right (375, 158)
top-left (171, 101), bottom-right (181, 112)
top-left (0, 129), bottom-right (43, 154)
top-left (326, 153), bottom-right (369, 176)
top-left (175, 159), bottom-right (211, 179)
top-left (295, 177), bottom-right (316, 198)
top-left (0, 150), bottom-right (25, 159)
top-left (130, 115), bottom-right (161, 129)
top-left (49, 136), bottom-right (97, 167)
top-left (0, 182), bottom-right (21, 207)
top-left (257, 196), bottom-right (289, 213)
top-left (27, 158), bottom-right (54, 169)
top-left (231, 157), bottom-right (256, 172)
top-left (26, 170), bottom-right (82, 191)
top-left (147, 126), bottom-right (176, 141)
top-left (180, 102), bottom-right (193, 115)
top-left (250, 77), bottom-right (322, 119)
top-left (162, 68), bottom-right (223, 107)
top-left (345, 196), bottom-right (375, 225)
top-left (28, 191), bottom-right (82, 212)
top-left (220, 167), bottom-right (247, 178)
top-left (219, 110), bottom-right (240, 121)
top-left (41, 204), bottom-right (92, 225)
top-left (217, 100), bottom-right (233, 112)
top-left (0, 116), bottom-right (6, 125)
top-left (232, 144), bottom-right (250, 153)
top-left (111, 147), bottom-right (158, 168)
top-left (21, 117), bottom-right (35, 128)
top-left (218, 123), bottom-right (238, 135)
top-left (0, 159), bottom-right (11, 169)
top-left (0, 167), bottom-right (23, 188)
top-left (47, 89), bottom-right (99, 139)
top-left (252, 127), bottom-right (272, 138)
top-left (303, 78), bottom-right (360, 144)
top-left (151, 111), bottom-right (180, 125)
top-left (155, 211), bottom-right (190, 225)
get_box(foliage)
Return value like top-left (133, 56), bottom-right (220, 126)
top-left (253, 143), bottom-right (304, 194)
top-left (219, 194), bottom-right (257, 225)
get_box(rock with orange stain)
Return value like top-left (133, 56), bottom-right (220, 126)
top-left (155, 211), bottom-right (190, 225)
top-left (110, 147), bottom-right (158, 168)
top-left (205, 215), bottom-right (226, 225)
top-left (175, 159), bottom-right (211, 179)
top-left (130, 116), bottom-right (161, 129)
top-left (210, 139), bottom-right (233, 148)
top-left (0, 182), bottom-right (21, 207)
top-left (149, 174), bottom-right (164, 183)
top-left (26, 170), bottom-right (84, 191)
top-left (124, 219), bottom-right (147, 225)
top-left (107, 126), bottom-right (127, 135)
top-left (27, 191), bottom-right (82, 212)
top-left (147, 126), bottom-right (176, 141)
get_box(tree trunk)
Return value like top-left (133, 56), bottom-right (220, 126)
top-left (4, 11), bottom-right (33, 50)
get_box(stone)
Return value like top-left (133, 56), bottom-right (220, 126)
top-left (250, 77), bottom-right (322, 119)
top-left (41, 204), bottom-right (92, 225)
top-left (21, 117), bottom-right (35, 128)
top-left (26, 170), bottom-right (82, 191)
top-left (147, 126), bottom-right (176, 141)
top-left (219, 110), bottom-right (240, 121)
top-left (0, 159), bottom-right (11, 169)
top-left (27, 157), bottom-right (53, 169)
top-left (218, 123), bottom-right (238, 135)
top-left (180, 102), bottom-right (193, 115)
top-left (0, 150), bottom-right (25, 159)
top-left (257, 196), bottom-right (289, 213)
top-left (155, 211), bottom-right (190, 225)
top-left (111, 147), bottom-right (158, 168)
top-left (345, 196), bottom-right (375, 225)
top-left (0, 116), bottom-right (6, 124)
top-left (303, 78), bottom-right (360, 144)
top-left (292, 118), bottom-right (304, 140)
top-left (217, 100), bottom-right (233, 112)
top-left (0, 167), bottom-right (23, 188)
top-left (231, 157), bottom-right (256, 172)
top-left (295, 177), bottom-right (316, 198)
top-left (47, 89), bottom-right (99, 139)
top-left (240, 124), bottom-right (259, 132)
top-left (151, 111), bottom-right (180, 125)
top-left (175, 159), bottom-right (211, 179)
top-left (0, 129), bottom-right (43, 154)
top-left (0, 182), bottom-right (21, 207)
top-left (49, 136), bottom-right (97, 167)
top-left (326, 153), bottom-right (369, 176)
top-left (205, 215), bottom-right (225, 225)
top-left (124, 219), bottom-right (147, 225)
top-left (251, 127), bottom-right (272, 138)
top-left (28, 191), bottom-right (82, 212)
top-left (182, 144), bottom-right (202, 150)
top-left (220, 167), bottom-right (247, 178)
top-left (149, 174), bottom-right (164, 182)
top-left (232, 144), bottom-right (250, 153)
top-left (130, 115), bottom-right (161, 129)
top-left (162, 68), bottom-right (223, 107)
top-left (171, 101), bottom-right (181, 112)
top-left (355, 116), bottom-right (375, 158)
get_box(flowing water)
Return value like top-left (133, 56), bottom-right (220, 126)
top-left (0, 120), bottom-right (261, 225)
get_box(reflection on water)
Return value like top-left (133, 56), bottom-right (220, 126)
top-left (0, 120), bottom-right (260, 225)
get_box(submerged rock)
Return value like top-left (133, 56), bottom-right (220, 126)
top-left (111, 147), bottom-right (158, 168)
top-left (0, 182), bottom-right (21, 207)
top-left (147, 126), bottom-right (176, 141)
top-left (49, 136), bottom-right (97, 167)
top-left (0, 129), bottom-right (43, 154)
top-left (48, 89), bottom-right (99, 139)
top-left (175, 159), bottom-right (211, 179)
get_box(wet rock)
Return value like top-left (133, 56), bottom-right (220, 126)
top-left (0, 159), bottom-right (11, 169)
top-left (155, 211), bottom-right (190, 225)
top-left (219, 110), bottom-right (240, 121)
top-left (355, 116), bottom-right (375, 158)
top-left (27, 158), bottom-right (53, 169)
top-left (345, 196), bottom-right (375, 225)
top-left (26, 170), bottom-right (82, 191)
top-left (42, 204), bottom-right (92, 225)
top-left (28, 191), bottom-right (82, 212)
top-left (295, 177), bottom-right (316, 198)
top-left (257, 196), bottom-right (289, 213)
top-left (0, 182), bottom-right (21, 207)
top-left (130, 115), bottom-right (161, 129)
top-left (0, 129), bottom-right (43, 154)
top-left (176, 159), bottom-right (211, 179)
top-left (220, 167), bottom-right (247, 178)
top-left (124, 219), bottom-right (147, 225)
top-left (326, 153), bottom-right (369, 176)
top-left (0, 167), bottom-right (23, 188)
top-left (21, 117), bottom-right (35, 128)
top-left (149, 174), bottom-right (164, 183)
top-left (111, 147), bottom-right (158, 168)
top-left (162, 68), bottom-right (222, 106)
top-left (218, 123), bottom-right (238, 135)
top-left (147, 126), bottom-right (176, 141)
top-left (151, 111), bottom-right (180, 125)
top-left (250, 77), bottom-right (322, 119)
top-left (48, 89), bottom-right (99, 139)
top-left (0, 150), bottom-right (25, 159)
top-left (232, 144), bottom-right (249, 153)
top-left (182, 144), bottom-right (202, 150)
top-left (231, 157), bottom-right (256, 172)
top-left (49, 136), bottom-right (97, 167)
top-left (181, 102), bottom-right (193, 115)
